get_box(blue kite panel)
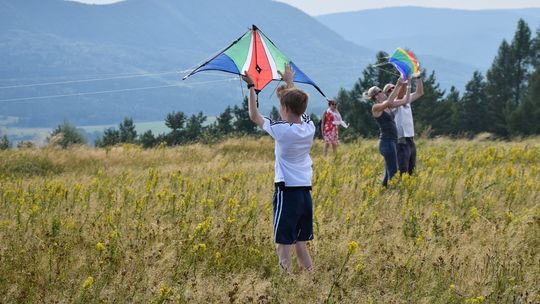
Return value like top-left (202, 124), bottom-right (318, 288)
top-left (389, 60), bottom-right (411, 78)
top-left (290, 62), bottom-right (326, 97)
top-left (194, 53), bottom-right (240, 75)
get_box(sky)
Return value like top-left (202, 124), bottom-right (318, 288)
top-left (73, 0), bottom-right (540, 15)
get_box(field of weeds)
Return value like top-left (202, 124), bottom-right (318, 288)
top-left (0, 138), bottom-right (539, 303)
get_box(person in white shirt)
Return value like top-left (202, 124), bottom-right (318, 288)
top-left (383, 73), bottom-right (424, 175)
top-left (242, 63), bottom-right (315, 274)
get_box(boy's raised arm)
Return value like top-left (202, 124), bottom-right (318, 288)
top-left (241, 71), bottom-right (264, 128)
top-left (277, 63), bottom-right (295, 89)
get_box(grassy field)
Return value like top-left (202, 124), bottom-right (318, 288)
top-left (0, 138), bottom-right (539, 303)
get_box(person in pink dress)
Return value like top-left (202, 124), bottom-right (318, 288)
top-left (321, 99), bottom-right (348, 156)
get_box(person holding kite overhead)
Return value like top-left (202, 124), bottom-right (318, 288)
top-left (365, 78), bottom-right (405, 188)
top-left (242, 63), bottom-right (315, 274)
top-left (383, 72), bottom-right (424, 175)
top-left (321, 99), bottom-right (348, 156)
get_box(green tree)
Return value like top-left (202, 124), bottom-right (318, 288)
top-left (440, 86), bottom-right (461, 135)
top-left (0, 134), bottom-right (11, 150)
top-left (185, 112), bottom-right (207, 141)
top-left (508, 66), bottom-right (540, 135)
top-left (215, 106), bottom-right (234, 135)
top-left (510, 19), bottom-right (533, 106)
top-left (139, 130), bottom-right (157, 148)
top-left (96, 128), bottom-right (120, 147)
top-left (483, 20), bottom-right (534, 137)
top-left (164, 111), bottom-right (187, 145)
top-left (48, 120), bottom-right (87, 149)
top-left (532, 25), bottom-right (540, 66)
top-left (410, 71), bottom-right (445, 136)
top-left (269, 106), bottom-right (280, 121)
top-left (165, 111), bottom-right (186, 131)
top-left (233, 97), bottom-right (257, 134)
top-left (17, 141), bottom-right (35, 149)
top-left (119, 117), bottom-right (137, 143)
top-left (484, 40), bottom-right (516, 136)
top-left (459, 71), bottom-right (488, 135)
top-left (309, 113), bottom-right (322, 139)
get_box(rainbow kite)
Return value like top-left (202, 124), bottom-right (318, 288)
top-left (388, 48), bottom-right (420, 79)
top-left (183, 25), bottom-right (326, 98)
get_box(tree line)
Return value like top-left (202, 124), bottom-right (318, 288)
top-left (1, 19), bottom-right (539, 151)
top-left (90, 101), bottom-right (320, 149)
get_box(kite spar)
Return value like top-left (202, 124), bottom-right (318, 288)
top-left (183, 25), bottom-right (327, 99)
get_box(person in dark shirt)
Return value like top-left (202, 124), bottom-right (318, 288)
top-left (364, 78), bottom-right (405, 187)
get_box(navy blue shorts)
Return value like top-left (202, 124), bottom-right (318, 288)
top-left (272, 182), bottom-right (314, 245)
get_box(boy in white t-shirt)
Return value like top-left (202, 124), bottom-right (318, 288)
top-left (242, 64), bottom-right (315, 273)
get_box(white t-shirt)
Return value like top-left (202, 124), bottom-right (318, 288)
top-left (262, 114), bottom-right (315, 187)
top-left (393, 104), bottom-right (415, 138)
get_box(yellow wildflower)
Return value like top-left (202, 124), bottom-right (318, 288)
top-left (469, 207), bottom-right (479, 221)
top-left (354, 262), bottom-right (363, 273)
top-left (82, 276), bottom-right (94, 289)
top-left (30, 204), bottom-right (40, 215)
top-left (347, 241), bottom-right (359, 254)
top-left (159, 284), bottom-right (172, 297)
top-left (96, 242), bottom-right (105, 251)
top-left (192, 243), bottom-right (207, 253)
top-left (505, 211), bottom-right (514, 224)
top-left (415, 235), bottom-right (425, 246)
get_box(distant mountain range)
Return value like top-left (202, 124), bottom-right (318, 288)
top-left (317, 7), bottom-right (540, 90)
top-left (0, 0), bottom-right (371, 128)
top-left (1, 1), bottom-right (539, 129)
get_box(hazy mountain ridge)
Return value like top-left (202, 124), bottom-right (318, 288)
top-left (0, 0), bottom-right (373, 128)
top-left (317, 7), bottom-right (540, 89)
top-left (2, 2), bottom-right (539, 129)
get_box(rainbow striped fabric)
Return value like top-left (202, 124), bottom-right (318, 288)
top-left (389, 48), bottom-right (420, 79)
top-left (184, 25), bottom-right (325, 97)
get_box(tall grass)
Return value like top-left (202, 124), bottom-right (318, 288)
top-left (0, 137), bottom-right (539, 303)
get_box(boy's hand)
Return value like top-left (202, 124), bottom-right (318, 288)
top-left (242, 71), bottom-right (254, 85)
top-left (277, 63), bottom-right (294, 87)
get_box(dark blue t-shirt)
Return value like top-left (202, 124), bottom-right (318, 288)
top-left (374, 111), bottom-right (397, 140)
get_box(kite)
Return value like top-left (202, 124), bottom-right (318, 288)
top-left (183, 25), bottom-right (326, 98)
top-left (388, 48), bottom-right (420, 79)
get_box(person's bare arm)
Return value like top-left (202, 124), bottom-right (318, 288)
top-left (409, 72), bottom-right (424, 103)
top-left (372, 100), bottom-right (392, 116)
top-left (391, 81), bottom-right (412, 107)
top-left (242, 71), bottom-right (264, 128)
top-left (373, 78), bottom-right (404, 116)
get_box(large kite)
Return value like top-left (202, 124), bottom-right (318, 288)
top-left (389, 48), bottom-right (420, 79)
top-left (183, 25), bottom-right (326, 98)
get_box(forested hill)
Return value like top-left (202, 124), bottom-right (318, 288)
top-left (317, 7), bottom-right (540, 90)
top-left (0, 0), bottom-right (372, 127)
